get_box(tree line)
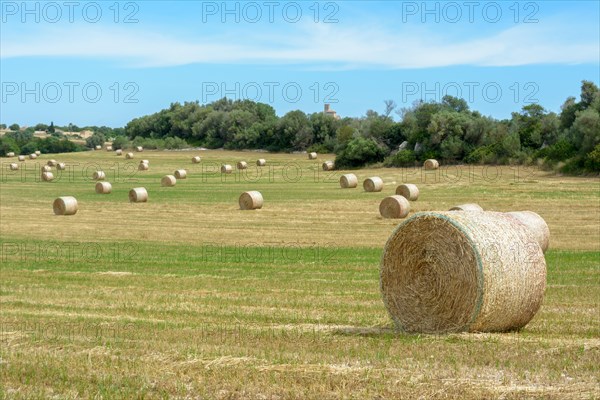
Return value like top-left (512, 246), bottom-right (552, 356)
top-left (2, 81), bottom-right (598, 173)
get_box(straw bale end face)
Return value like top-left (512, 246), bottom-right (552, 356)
top-left (380, 211), bottom-right (546, 333)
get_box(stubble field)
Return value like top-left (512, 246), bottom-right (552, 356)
top-left (0, 149), bottom-right (598, 399)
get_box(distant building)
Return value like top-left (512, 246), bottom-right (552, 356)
top-left (323, 104), bottom-right (340, 120)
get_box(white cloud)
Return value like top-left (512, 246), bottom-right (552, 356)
top-left (1, 21), bottom-right (598, 69)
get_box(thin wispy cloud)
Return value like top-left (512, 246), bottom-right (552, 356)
top-left (2, 20), bottom-right (598, 69)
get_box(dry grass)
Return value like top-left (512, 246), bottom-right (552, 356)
top-left (0, 150), bottom-right (598, 399)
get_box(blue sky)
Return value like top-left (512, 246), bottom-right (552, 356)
top-left (1, 0), bottom-right (599, 127)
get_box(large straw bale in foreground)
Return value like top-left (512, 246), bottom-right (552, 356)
top-left (380, 211), bottom-right (546, 333)
top-left (239, 191), bottom-right (263, 210)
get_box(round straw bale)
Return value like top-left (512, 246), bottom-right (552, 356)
top-left (424, 159), bottom-right (439, 170)
top-left (92, 171), bottom-right (106, 180)
top-left (136, 146), bottom-right (143, 152)
top-left (18, 155), bottom-right (26, 161)
top-left (322, 161), bottom-right (334, 171)
top-left (35, 150), bottom-right (41, 156)
top-left (138, 162), bottom-right (149, 171)
top-left (308, 152), bottom-right (317, 160)
top-left (140, 159), bottom-right (149, 165)
top-left (57, 163), bottom-right (66, 170)
top-left (239, 191), bottom-right (263, 210)
top-left (47, 159), bottom-right (57, 167)
top-left (9, 163), bottom-right (18, 171)
top-left (339, 173), bottom-right (358, 188)
top-left (379, 194), bottom-right (410, 218)
top-left (41, 172), bottom-right (54, 182)
top-left (396, 183), bottom-right (419, 201)
top-left (161, 175), bottom-right (177, 187)
top-left (95, 145), bottom-right (102, 150)
top-left (257, 159), bottom-right (266, 166)
top-left (41, 165), bottom-right (52, 172)
top-left (192, 156), bottom-right (201, 164)
top-left (174, 169), bottom-right (187, 179)
top-left (221, 164), bottom-right (233, 174)
top-left (379, 195), bottom-right (411, 219)
top-left (95, 181), bottom-right (112, 194)
top-left (29, 153), bottom-right (37, 159)
top-left (129, 187), bottom-right (148, 202)
top-left (106, 146), bottom-right (113, 151)
top-left (449, 203), bottom-right (483, 212)
top-left (7, 152), bottom-right (15, 157)
top-left (237, 161), bottom-right (248, 170)
top-left (125, 152), bottom-right (134, 159)
top-left (363, 177), bottom-right (383, 192)
top-left (53, 196), bottom-right (78, 215)
top-left (116, 149), bottom-right (123, 156)
top-left (506, 211), bottom-right (550, 253)
top-left (381, 211), bottom-right (546, 333)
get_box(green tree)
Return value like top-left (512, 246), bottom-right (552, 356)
top-left (335, 137), bottom-right (386, 168)
top-left (571, 108), bottom-right (600, 156)
top-left (9, 123), bottom-right (20, 131)
top-left (0, 137), bottom-right (20, 156)
top-left (85, 133), bottom-right (106, 148)
top-left (276, 110), bottom-right (311, 151)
